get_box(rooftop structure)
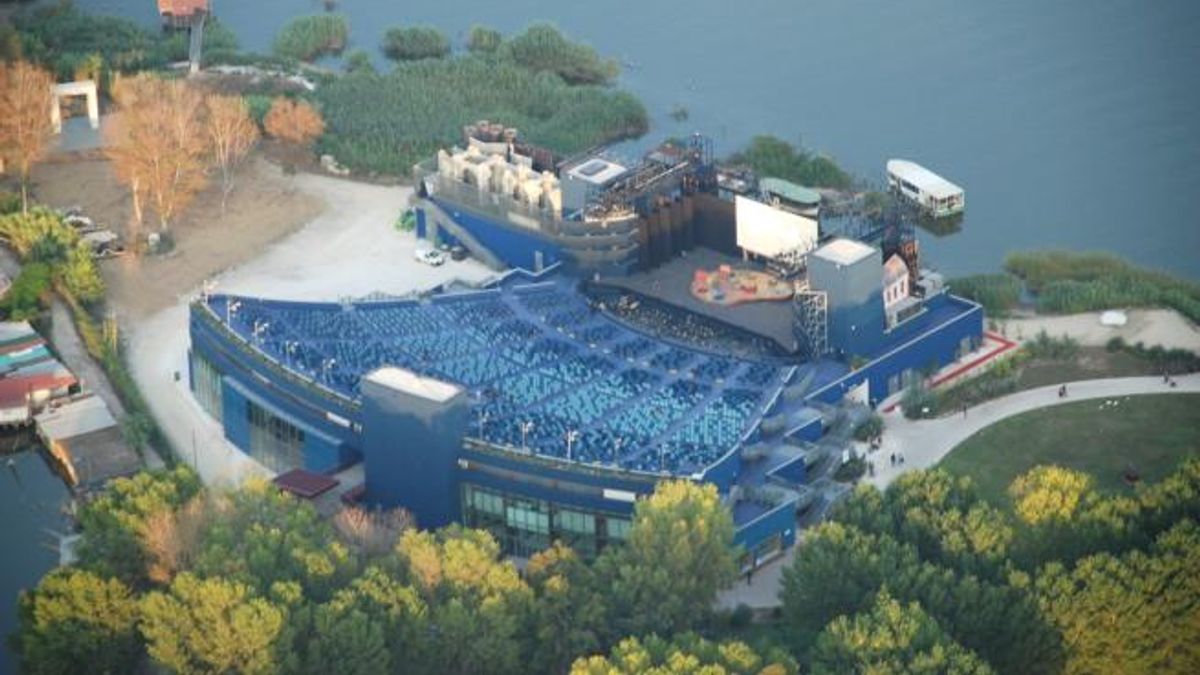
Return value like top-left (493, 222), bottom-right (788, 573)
top-left (812, 237), bottom-right (877, 266)
top-left (759, 177), bottom-right (821, 208)
top-left (35, 395), bottom-right (137, 488)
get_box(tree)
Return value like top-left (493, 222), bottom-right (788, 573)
top-left (467, 25), bottom-right (503, 55)
top-left (263, 97), bottom-right (325, 147)
top-left (106, 75), bottom-right (210, 231)
top-left (319, 566), bottom-right (429, 671)
top-left (727, 135), bottom-right (851, 190)
top-left (572, 633), bottom-right (798, 675)
top-left (333, 505), bottom-right (415, 559)
top-left (381, 26), bottom-right (450, 62)
top-left (1009, 465), bottom-right (1097, 527)
top-left (597, 480), bottom-right (737, 637)
top-left (525, 542), bottom-right (610, 673)
top-left (75, 466), bottom-right (202, 585)
top-left (0, 60), bottom-right (55, 213)
top-left (780, 522), bottom-right (1063, 675)
top-left (1034, 521), bottom-right (1200, 675)
top-left (810, 590), bottom-right (995, 675)
top-left (837, 472), bottom-right (1015, 577)
top-left (191, 480), bottom-right (355, 601)
top-left (343, 49), bottom-right (375, 75)
top-left (299, 605), bottom-right (390, 675)
top-left (395, 527), bottom-right (531, 675)
top-left (204, 94), bottom-right (259, 212)
top-left (140, 573), bottom-right (286, 675)
top-left (14, 569), bottom-right (142, 675)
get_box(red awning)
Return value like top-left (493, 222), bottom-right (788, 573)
top-left (273, 469), bottom-right (339, 500)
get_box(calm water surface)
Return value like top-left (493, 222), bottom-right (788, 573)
top-left (71, 0), bottom-right (1200, 278)
top-left (0, 448), bottom-right (71, 675)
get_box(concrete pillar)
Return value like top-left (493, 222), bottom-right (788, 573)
top-left (50, 96), bottom-right (61, 134)
top-left (50, 80), bottom-right (100, 133)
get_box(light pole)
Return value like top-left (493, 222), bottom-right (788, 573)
top-left (613, 436), bottom-right (625, 465)
top-left (477, 410), bottom-right (490, 439)
top-left (322, 358), bottom-right (337, 382)
top-left (566, 429), bottom-right (579, 461)
top-left (520, 420), bottom-right (534, 449)
top-left (226, 300), bottom-right (241, 326)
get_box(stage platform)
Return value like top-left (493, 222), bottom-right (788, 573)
top-left (594, 248), bottom-right (798, 353)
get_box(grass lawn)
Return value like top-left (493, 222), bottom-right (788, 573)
top-left (939, 394), bottom-right (1200, 506)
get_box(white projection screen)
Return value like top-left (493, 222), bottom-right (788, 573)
top-left (735, 196), bottom-right (819, 258)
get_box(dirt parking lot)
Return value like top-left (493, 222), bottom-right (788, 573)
top-left (32, 155), bottom-right (325, 319)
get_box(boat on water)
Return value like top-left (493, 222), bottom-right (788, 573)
top-left (886, 159), bottom-right (965, 218)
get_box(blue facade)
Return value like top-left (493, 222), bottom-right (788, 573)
top-left (360, 371), bottom-right (470, 529)
top-left (186, 277), bottom-right (984, 565)
top-left (807, 294), bottom-right (984, 407)
top-left (426, 197), bottom-right (565, 271)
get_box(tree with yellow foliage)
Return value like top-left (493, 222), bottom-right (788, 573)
top-left (0, 60), bottom-right (55, 213)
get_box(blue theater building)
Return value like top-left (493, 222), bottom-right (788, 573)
top-left (187, 129), bottom-right (983, 567)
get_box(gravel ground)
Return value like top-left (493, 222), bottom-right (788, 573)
top-left (998, 309), bottom-right (1200, 352)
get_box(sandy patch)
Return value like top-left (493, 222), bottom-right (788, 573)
top-left (997, 310), bottom-right (1200, 353)
top-left (30, 155), bottom-right (325, 319)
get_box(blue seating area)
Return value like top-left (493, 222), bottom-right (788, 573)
top-left (208, 275), bottom-right (801, 475)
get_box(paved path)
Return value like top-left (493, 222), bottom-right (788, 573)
top-left (867, 374), bottom-right (1200, 489)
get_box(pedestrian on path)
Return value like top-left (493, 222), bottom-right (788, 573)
top-left (962, 405), bottom-right (968, 418)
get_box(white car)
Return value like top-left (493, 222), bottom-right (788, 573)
top-left (414, 248), bottom-right (446, 266)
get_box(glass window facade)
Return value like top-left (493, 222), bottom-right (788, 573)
top-left (246, 399), bottom-right (305, 472)
top-left (462, 484), bottom-right (631, 559)
top-left (191, 352), bottom-right (223, 423)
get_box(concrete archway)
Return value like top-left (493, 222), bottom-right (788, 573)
top-left (50, 80), bottom-right (99, 134)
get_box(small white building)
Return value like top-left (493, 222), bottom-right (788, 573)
top-left (886, 159), bottom-right (965, 217)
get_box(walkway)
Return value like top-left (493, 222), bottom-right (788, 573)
top-left (867, 374), bottom-right (1200, 489)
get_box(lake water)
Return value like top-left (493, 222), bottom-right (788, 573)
top-left (72, 0), bottom-right (1200, 279)
top-left (0, 447), bottom-right (71, 675)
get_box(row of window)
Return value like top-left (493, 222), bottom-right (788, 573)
top-left (191, 352), bottom-right (224, 423)
top-left (246, 398), bottom-right (306, 473)
top-left (463, 484), bottom-right (631, 559)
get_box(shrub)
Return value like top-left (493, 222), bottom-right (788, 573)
top-left (264, 98), bottom-right (325, 146)
top-left (728, 135), bottom-right (852, 190)
top-left (853, 413), bottom-right (884, 442)
top-left (0, 191), bottom-right (21, 215)
top-left (1005, 250), bottom-right (1200, 324)
top-left (500, 23), bottom-right (618, 85)
top-left (243, 94), bottom-right (273, 126)
top-left (902, 383), bottom-right (938, 419)
top-left (13, 4), bottom-right (168, 80)
top-left (2, 261), bottom-right (53, 320)
top-left (272, 15), bottom-right (348, 62)
top-left (313, 58), bottom-right (647, 175)
top-left (381, 26), bottom-right (450, 62)
top-left (467, 25), bottom-right (503, 55)
top-left (949, 273), bottom-right (1023, 315)
top-left (1024, 330), bottom-right (1079, 360)
top-left (343, 49), bottom-right (375, 75)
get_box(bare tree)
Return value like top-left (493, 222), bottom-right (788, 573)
top-left (0, 60), bottom-right (55, 213)
top-left (204, 95), bottom-right (259, 213)
top-left (141, 495), bottom-right (210, 584)
top-left (106, 75), bottom-right (210, 232)
top-left (333, 505), bottom-right (415, 557)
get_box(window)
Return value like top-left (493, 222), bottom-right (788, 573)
top-left (191, 352), bottom-right (223, 422)
top-left (245, 399), bottom-right (305, 472)
top-left (460, 484), bottom-right (629, 559)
